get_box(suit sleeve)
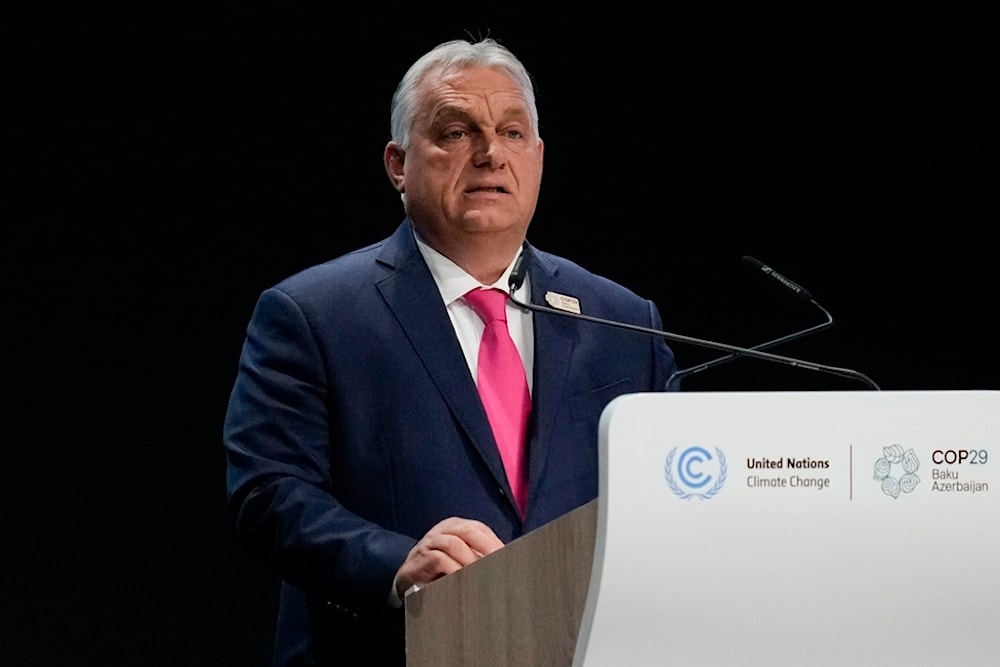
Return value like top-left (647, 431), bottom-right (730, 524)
top-left (223, 286), bottom-right (416, 613)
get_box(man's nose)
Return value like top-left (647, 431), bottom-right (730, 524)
top-left (472, 133), bottom-right (506, 169)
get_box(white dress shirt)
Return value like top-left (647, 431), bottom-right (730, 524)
top-left (413, 232), bottom-right (535, 393)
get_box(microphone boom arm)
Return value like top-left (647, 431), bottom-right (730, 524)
top-left (507, 290), bottom-right (880, 390)
top-left (667, 298), bottom-right (834, 387)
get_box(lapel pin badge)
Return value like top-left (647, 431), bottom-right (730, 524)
top-left (545, 291), bottom-right (582, 314)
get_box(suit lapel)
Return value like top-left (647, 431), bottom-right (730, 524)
top-left (522, 247), bottom-right (580, 501)
top-left (374, 223), bottom-right (512, 504)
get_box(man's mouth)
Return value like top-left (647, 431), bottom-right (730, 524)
top-left (467, 186), bottom-right (508, 193)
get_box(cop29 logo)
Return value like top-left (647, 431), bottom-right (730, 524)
top-left (873, 444), bottom-right (920, 499)
top-left (664, 446), bottom-right (728, 500)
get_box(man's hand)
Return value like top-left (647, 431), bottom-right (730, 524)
top-left (394, 517), bottom-right (505, 597)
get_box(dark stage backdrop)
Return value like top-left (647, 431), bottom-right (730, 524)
top-left (7, 10), bottom-right (996, 666)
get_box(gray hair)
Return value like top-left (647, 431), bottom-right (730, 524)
top-left (389, 38), bottom-right (539, 150)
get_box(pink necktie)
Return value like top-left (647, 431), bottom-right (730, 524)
top-left (465, 288), bottom-right (531, 516)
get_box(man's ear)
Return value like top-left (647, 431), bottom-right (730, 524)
top-left (384, 142), bottom-right (406, 193)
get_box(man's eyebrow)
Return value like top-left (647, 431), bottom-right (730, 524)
top-left (430, 106), bottom-right (471, 124)
top-left (430, 104), bottom-right (531, 125)
top-left (498, 108), bottom-right (531, 123)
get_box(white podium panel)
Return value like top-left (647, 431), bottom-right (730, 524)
top-left (575, 391), bottom-right (1000, 666)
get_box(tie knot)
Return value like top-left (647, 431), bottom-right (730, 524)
top-left (465, 288), bottom-right (508, 324)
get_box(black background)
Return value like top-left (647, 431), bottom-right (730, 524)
top-left (7, 8), bottom-right (996, 665)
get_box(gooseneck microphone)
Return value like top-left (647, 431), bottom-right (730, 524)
top-left (507, 248), bottom-right (880, 390)
top-left (741, 255), bottom-right (814, 302)
top-left (665, 256), bottom-right (835, 388)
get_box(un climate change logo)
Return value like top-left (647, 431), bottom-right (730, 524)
top-left (873, 444), bottom-right (920, 499)
top-left (664, 446), bottom-right (727, 500)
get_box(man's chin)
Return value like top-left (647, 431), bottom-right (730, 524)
top-left (460, 211), bottom-right (526, 235)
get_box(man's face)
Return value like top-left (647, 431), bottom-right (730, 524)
top-left (386, 65), bottom-right (544, 248)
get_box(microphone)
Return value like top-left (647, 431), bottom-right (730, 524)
top-left (665, 256), bottom-right (834, 388)
top-left (507, 247), bottom-right (880, 390)
top-left (741, 255), bottom-right (814, 303)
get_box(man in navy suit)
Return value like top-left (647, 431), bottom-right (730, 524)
top-left (223, 36), bottom-right (678, 666)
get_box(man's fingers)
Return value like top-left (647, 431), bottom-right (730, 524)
top-left (428, 517), bottom-right (503, 565)
top-left (395, 517), bottom-right (506, 594)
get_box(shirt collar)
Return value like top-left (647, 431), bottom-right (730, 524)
top-left (413, 230), bottom-right (523, 306)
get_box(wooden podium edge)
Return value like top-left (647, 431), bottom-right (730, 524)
top-left (405, 499), bottom-right (598, 666)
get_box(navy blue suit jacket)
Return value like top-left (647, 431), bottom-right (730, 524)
top-left (223, 220), bottom-right (677, 665)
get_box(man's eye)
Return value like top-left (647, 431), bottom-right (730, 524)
top-left (446, 130), bottom-right (466, 140)
top-left (505, 129), bottom-right (524, 139)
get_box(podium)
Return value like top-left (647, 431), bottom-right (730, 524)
top-left (405, 391), bottom-right (1000, 665)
